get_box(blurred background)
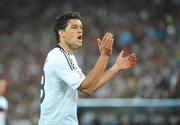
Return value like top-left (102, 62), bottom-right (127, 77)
top-left (0, 0), bottom-right (179, 125)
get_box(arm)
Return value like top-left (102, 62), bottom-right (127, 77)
top-left (89, 51), bottom-right (137, 93)
top-left (78, 32), bottom-right (114, 95)
top-left (78, 55), bottom-right (109, 95)
top-left (79, 33), bottom-right (137, 95)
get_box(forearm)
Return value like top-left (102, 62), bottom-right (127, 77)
top-left (79, 32), bottom-right (115, 94)
top-left (90, 64), bottom-right (119, 92)
top-left (79, 55), bottom-right (109, 94)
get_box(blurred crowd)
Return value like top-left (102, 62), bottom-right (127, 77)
top-left (0, 0), bottom-right (179, 124)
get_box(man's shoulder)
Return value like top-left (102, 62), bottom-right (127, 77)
top-left (48, 47), bottom-right (64, 58)
top-left (0, 96), bottom-right (8, 109)
top-left (45, 47), bottom-right (68, 66)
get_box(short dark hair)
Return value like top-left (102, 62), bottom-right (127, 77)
top-left (54, 11), bottom-right (82, 43)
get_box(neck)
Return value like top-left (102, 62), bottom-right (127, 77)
top-left (58, 41), bottom-right (74, 54)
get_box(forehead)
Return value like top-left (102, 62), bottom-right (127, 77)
top-left (67, 19), bottom-right (82, 26)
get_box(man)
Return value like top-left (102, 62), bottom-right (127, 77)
top-left (0, 77), bottom-right (8, 125)
top-left (39, 11), bottom-right (137, 125)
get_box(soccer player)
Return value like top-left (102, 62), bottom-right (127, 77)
top-left (0, 77), bottom-right (8, 125)
top-left (39, 11), bottom-right (137, 125)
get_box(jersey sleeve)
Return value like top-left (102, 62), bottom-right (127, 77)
top-left (53, 52), bottom-right (86, 90)
top-left (0, 97), bottom-right (8, 111)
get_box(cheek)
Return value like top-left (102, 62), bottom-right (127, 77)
top-left (64, 34), bottom-right (75, 45)
top-left (67, 32), bottom-right (76, 41)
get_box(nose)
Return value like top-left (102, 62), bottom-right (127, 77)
top-left (78, 28), bottom-right (82, 33)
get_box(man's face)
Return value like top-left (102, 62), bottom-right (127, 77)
top-left (61, 19), bottom-right (83, 49)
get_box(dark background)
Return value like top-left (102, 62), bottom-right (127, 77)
top-left (0, 0), bottom-right (179, 124)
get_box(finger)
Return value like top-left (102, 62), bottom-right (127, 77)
top-left (104, 33), bottom-right (113, 48)
top-left (109, 38), bottom-right (114, 48)
top-left (108, 37), bottom-right (114, 55)
top-left (102, 33), bottom-right (110, 46)
top-left (111, 37), bottom-right (114, 45)
top-left (119, 50), bottom-right (124, 58)
top-left (128, 58), bottom-right (137, 65)
top-left (97, 38), bottom-right (101, 46)
top-left (128, 53), bottom-right (137, 62)
top-left (129, 58), bottom-right (137, 65)
top-left (127, 53), bottom-right (135, 57)
top-left (102, 32), bottom-right (109, 43)
top-left (128, 57), bottom-right (137, 63)
top-left (127, 53), bottom-right (135, 58)
top-left (106, 33), bottom-right (113, 47)
top-left (128, 55), bottom-right (135, 61)
top-left (97, 38), bottom-right (102, 51)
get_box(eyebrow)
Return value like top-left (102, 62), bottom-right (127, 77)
top-left (71, 24), bottom-right (83, 28)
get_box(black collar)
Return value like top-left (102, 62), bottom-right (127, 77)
top-left (56, 44), bottom-right (70, 55)
top-left (56, 44), bottom-right (66, 52)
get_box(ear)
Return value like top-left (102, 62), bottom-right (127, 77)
top-left (58, 30), bottom-right (65, 38)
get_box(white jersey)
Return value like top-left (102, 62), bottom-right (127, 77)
top-left (39, 45), bottom-right (85, 125)
top-left (0, 96), bottom-right (8, 125)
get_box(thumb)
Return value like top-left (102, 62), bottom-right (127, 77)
top-left (97, 38), bottom-right (101, 45)
top-left (97, 38), bottom-right (101, 50)
top-left (119, 50), bottom-right (124, 57)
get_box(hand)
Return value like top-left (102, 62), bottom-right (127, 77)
top-left (114, 50), bottom-right (137, 71)
top-left (97, 32), bottom-right (114, 57)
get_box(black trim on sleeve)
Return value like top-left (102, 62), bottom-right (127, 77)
top-left (0, 107), bottom-right (5, 112)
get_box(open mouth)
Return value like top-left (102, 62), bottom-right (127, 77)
top-left (77, 35), bottom-right (83, 40)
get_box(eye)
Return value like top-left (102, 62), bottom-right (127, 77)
top-left (72, 25), bottom-right (77, 29)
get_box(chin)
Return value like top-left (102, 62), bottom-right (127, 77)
top-left (72, 44), bottom-right (82, 49)
top-left (77, 41), bottom-right (83, 47)
top-left (76, 44), bottom-right (82, 48)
